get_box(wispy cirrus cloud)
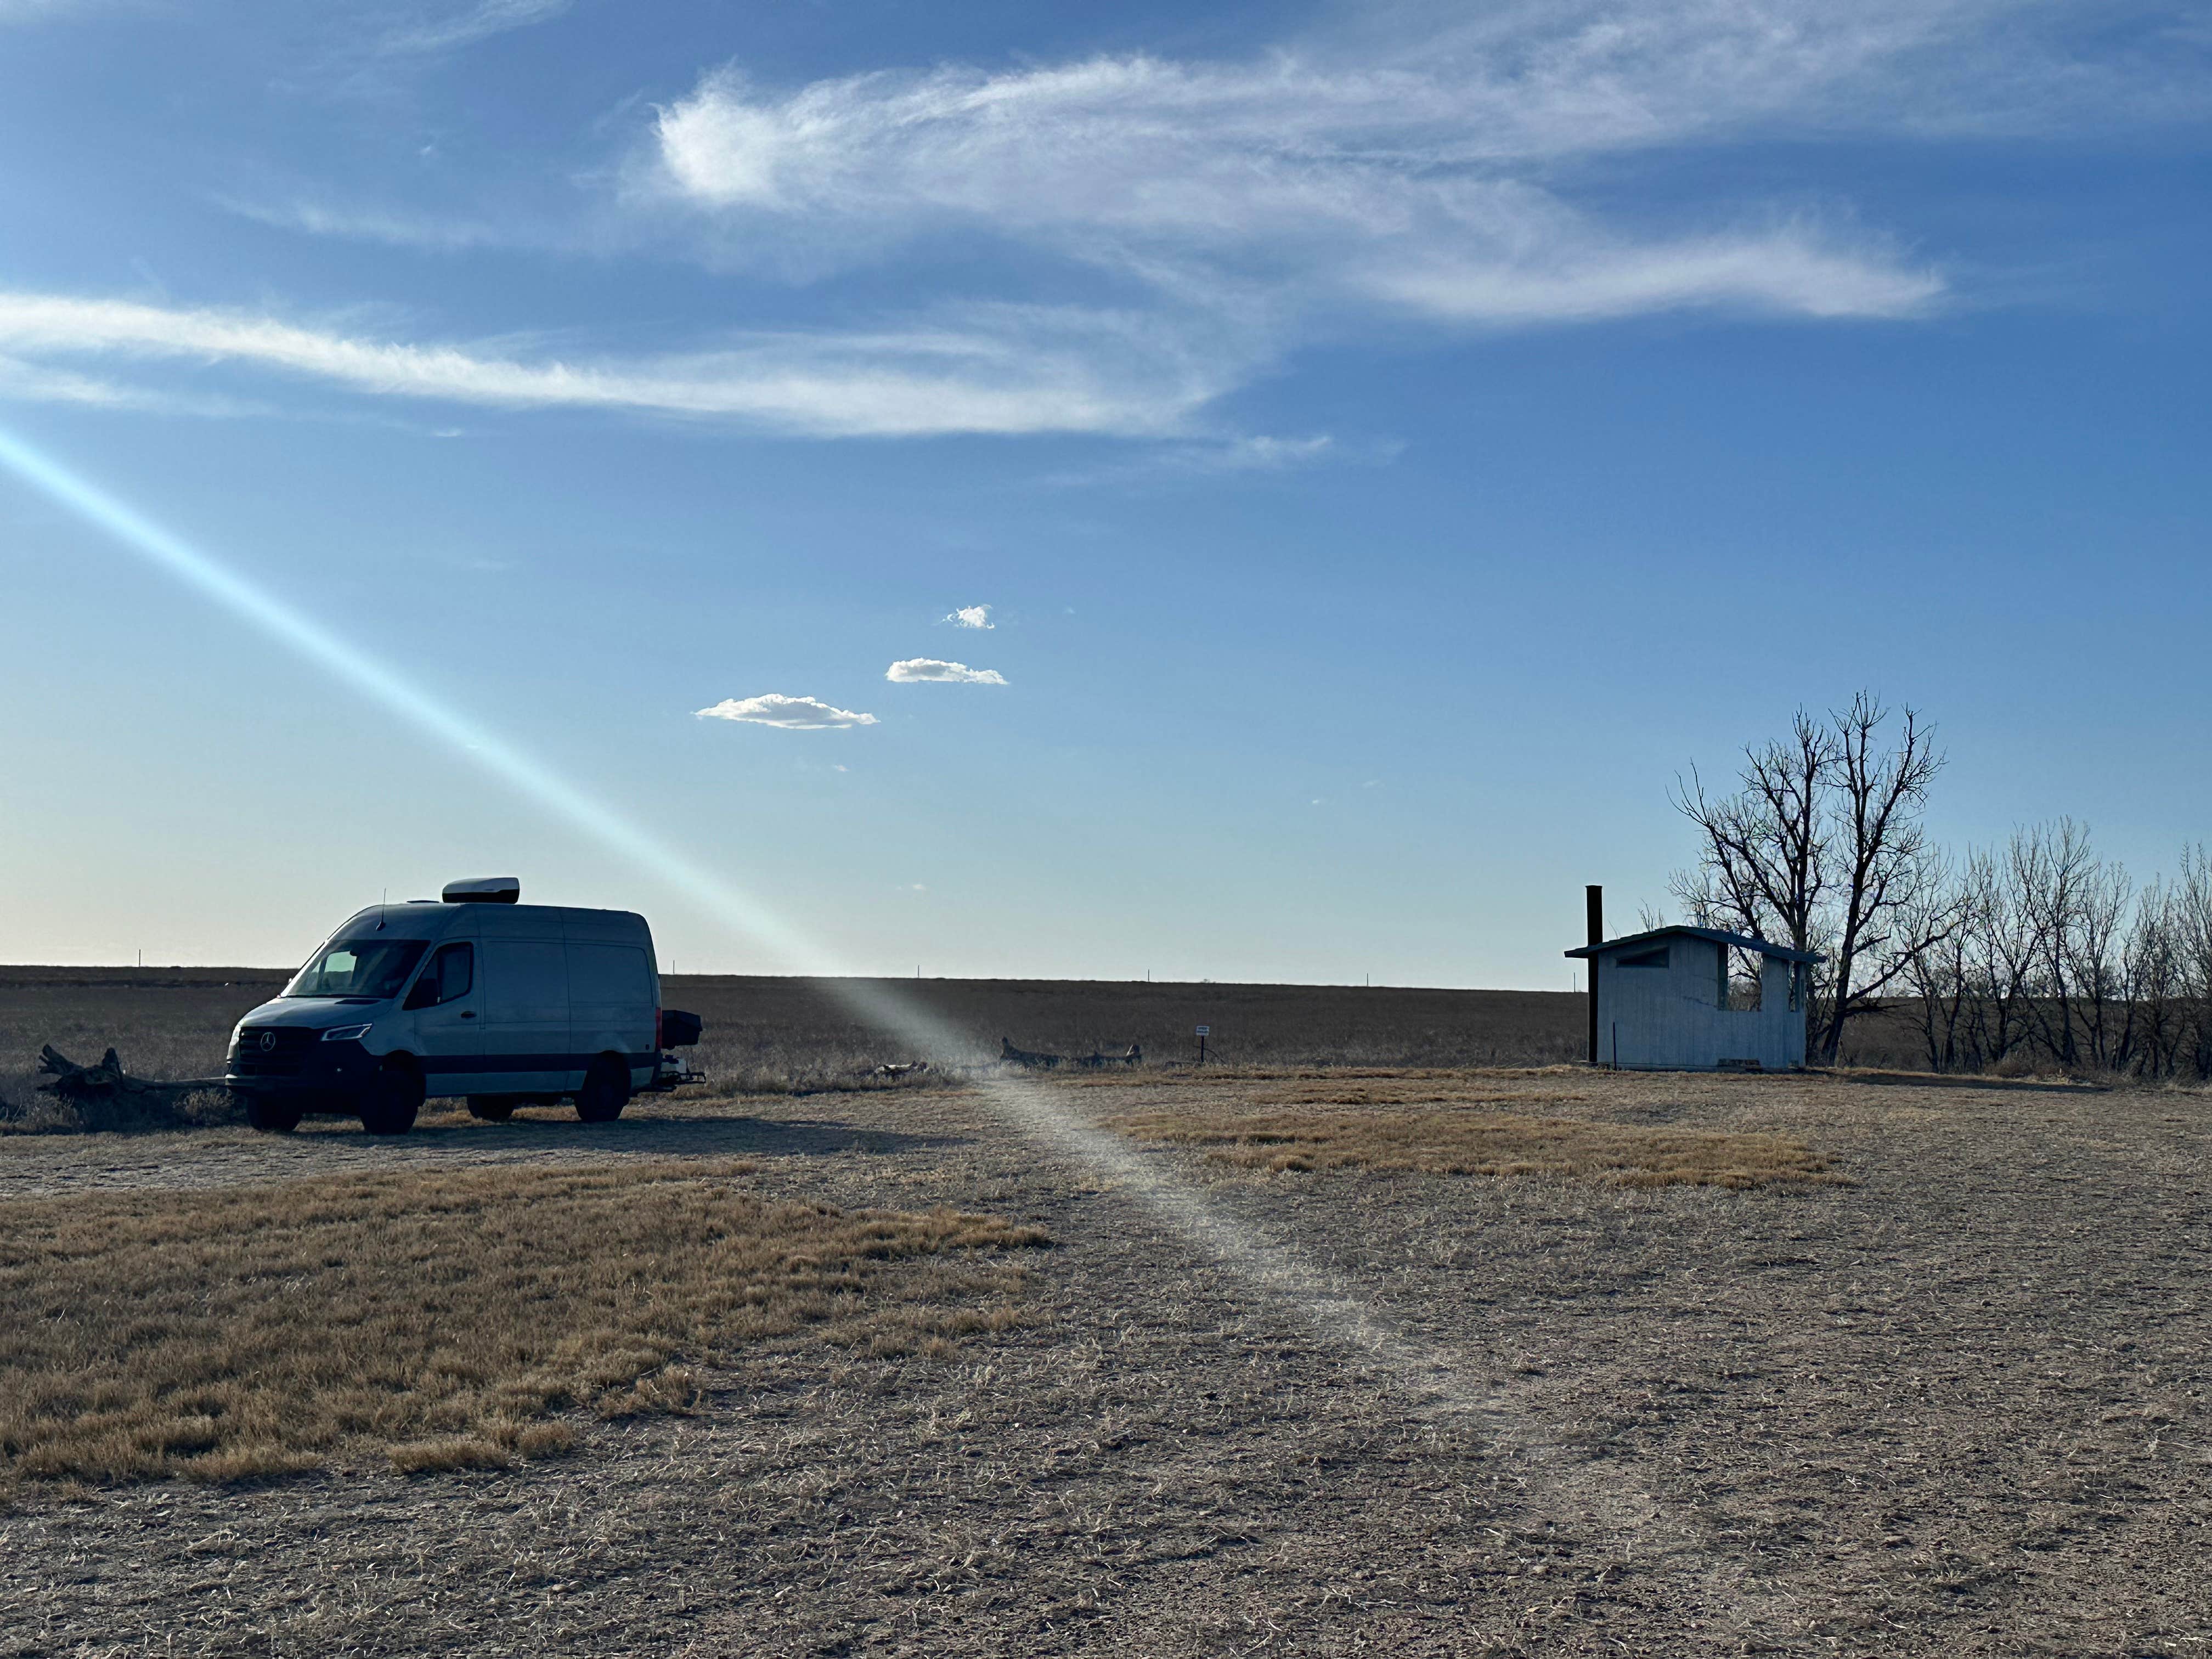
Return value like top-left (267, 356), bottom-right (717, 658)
top-left (647, 5), bottom-right (1977, 329)
top-left (213, 196), bottom-right (510, 252)
top-left (696, 694), bottom-right (877, 729)
top-left (377, 0), bottom-right (570, 56)
top-left (22, 2), bottom-right (2202, 445)
top-left (0, 291), bottom-right (1237, 437)
top-left (0, 352), bottom-right (183, 410)
top-left (886, 658), bottom-right (1007, 685)
top-left (0, 0), bottom-right (136, 21)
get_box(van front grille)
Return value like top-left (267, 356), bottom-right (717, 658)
top-left (230, 1026), bottom-right (319, 1077)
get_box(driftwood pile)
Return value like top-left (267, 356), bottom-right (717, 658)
top-left (31, 1046), bottom-right (230, 1125)
top-left (1000, 1039), bottom-right (1143, 1071)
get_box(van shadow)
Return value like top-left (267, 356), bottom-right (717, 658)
top-left (401, 1110), bottom-right (964, 1159)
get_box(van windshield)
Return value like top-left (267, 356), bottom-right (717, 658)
top-left (283, 939), bottom-right (428, 1000)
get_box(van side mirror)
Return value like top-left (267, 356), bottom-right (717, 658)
top-left (403, 978), bottom-right (439, 1011)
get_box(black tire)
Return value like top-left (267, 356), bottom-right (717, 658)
top-left (466, 1096), bottom-right (516, 1121)
top-left (246, 1094), bottom-right (303, 1134)
top-left (360, 1060), bottom-right (424, 1136)
top-left (574, 1054), bottom-right (631, 1124)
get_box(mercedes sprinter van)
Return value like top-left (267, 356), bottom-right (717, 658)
top-left (226, 878), bottom-right (678, 1135)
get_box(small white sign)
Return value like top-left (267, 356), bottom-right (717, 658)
top-left (1195, 1024), bottom-right (1210, 1036)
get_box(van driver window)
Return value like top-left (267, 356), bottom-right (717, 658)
top-left (285, 939), bottom-right (427, 999)
top-left (406, 943), bottom-right (474, 1009)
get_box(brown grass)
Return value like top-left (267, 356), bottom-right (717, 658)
top-left (1108, 1096), bottom-right (1847, 1188)
top-left (0, 1159), bottom-right (1045, 1491)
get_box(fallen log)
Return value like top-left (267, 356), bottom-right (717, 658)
top-left (1000, 1037), bottom-right (1064, 1070)
top-left (37, 1045), bottom-right (228, 1108)
top-left (1071, 1044), bottom-right (1143, 1069)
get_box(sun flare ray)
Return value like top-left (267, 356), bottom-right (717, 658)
top-left (0, 425), bottom-right (1526, 1436)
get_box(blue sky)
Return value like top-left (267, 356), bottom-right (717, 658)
top-left (0, 0), bottom-right (2205, 984)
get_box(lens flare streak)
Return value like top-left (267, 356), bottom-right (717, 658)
top-left (0, 425), bottom-right (1550, 1449)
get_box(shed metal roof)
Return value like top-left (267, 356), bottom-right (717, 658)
top-left (1564, 925), bottom-right (1824, 965)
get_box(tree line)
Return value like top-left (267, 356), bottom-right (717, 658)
top-left (1664, 693), bottom-right (2212, 1077)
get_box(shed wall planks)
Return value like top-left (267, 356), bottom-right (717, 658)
top-left (1594, 936), bottom-right (1808, 1070)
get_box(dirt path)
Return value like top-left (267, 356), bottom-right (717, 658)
top-left (5, 1070), bottom-right (2209, 1655)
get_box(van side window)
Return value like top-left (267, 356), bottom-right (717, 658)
top-left (405, 943), bottom-right (474, 1010)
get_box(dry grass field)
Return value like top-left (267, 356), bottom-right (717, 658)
top-left (1107, 1073), bottom-right (1847, 1187)
top-left (3, 974), bottom-right (2209, 1655)
top-left (0, 1161), bottom-right (1041, 1489)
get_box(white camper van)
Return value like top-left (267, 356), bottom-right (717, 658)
top-left (225, 878), bottom-right (697, 1136)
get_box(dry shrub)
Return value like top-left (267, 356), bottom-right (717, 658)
top-left (0, 1160), bottom-right (1045, 1491)
top-left (387, 1436), bottom-right (512, 1475)
top-left (0, 1082), bottom-right (242, 1137)
top-left (1110, 1104), bottom-right (1847, 1189)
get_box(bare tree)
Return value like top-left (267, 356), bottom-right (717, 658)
top-left (1900, 851), bottom-right (1989, 1073)
top-left (1671, 692), bottom-right (1951, 1064)
top-left (2007, 819), bottom-right (2098, 1068)
top-left (2115, 875), bottom-right (2181, 1075)
top-left (1667, 704), bottom-right (2212, 1078)
top-left (1811, 695), bottom-right (1949, 1061)
top-left (2175, 847), bottom-right (2212, 1079)
top-left (1964, 841), bottom-right (2042, 1070)
top-left (2070, 851), bottom-right (2133, 1070)
top-left (1669, 710), bottom-right (1831, 955)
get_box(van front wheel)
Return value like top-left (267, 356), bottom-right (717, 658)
top-left (360, 1060), bottom-right (424, 1136)
top-left (246, 1094), bottom-right (303, 1134)
top-left (574, 1056), bottom-right (631, 1124)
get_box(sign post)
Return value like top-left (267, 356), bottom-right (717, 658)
top-left (1195, 1024), bottom-right (1210, 1065)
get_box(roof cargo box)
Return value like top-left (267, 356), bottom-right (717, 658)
top-left (442, 877), bottom-right (521, 904)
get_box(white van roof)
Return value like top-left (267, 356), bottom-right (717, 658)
top-left (332, 904), bottom-right (651, 946)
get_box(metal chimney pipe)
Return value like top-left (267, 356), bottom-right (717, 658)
top-left (1585, 885), bottom-right (1603, 1064)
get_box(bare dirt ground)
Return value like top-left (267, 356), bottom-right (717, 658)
top-left (5, 1065), bottom-right (2210, 1656)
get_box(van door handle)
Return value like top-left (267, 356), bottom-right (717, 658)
top-left (459, 1011), bottom-right (477, 1019)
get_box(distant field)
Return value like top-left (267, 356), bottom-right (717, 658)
top-left (0, 968), bottom-right (1588, 1105)
top-left (664, 975), bottom-right (1588, 1086)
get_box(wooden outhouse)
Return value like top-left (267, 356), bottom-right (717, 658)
top-left (1565, 924), bottom-right (1822, 1072)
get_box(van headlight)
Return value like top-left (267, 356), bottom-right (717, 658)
top-left (322, 1024), bottom-right (373, 1042)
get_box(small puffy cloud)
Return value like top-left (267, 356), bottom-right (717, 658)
top-left (886, 658), bottom-right (1007, 685)
top-left (696, 693), bottom-right (878, 729)
top-left (945, 604), bottom-right (993, 629)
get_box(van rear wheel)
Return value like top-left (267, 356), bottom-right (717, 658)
top-left (360, 1060), bottom-right (424, 1136)
top-left (574, 1056), bottom-right (631, 1124)
top-left (466, 1096), bottom-right (516, 1121)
